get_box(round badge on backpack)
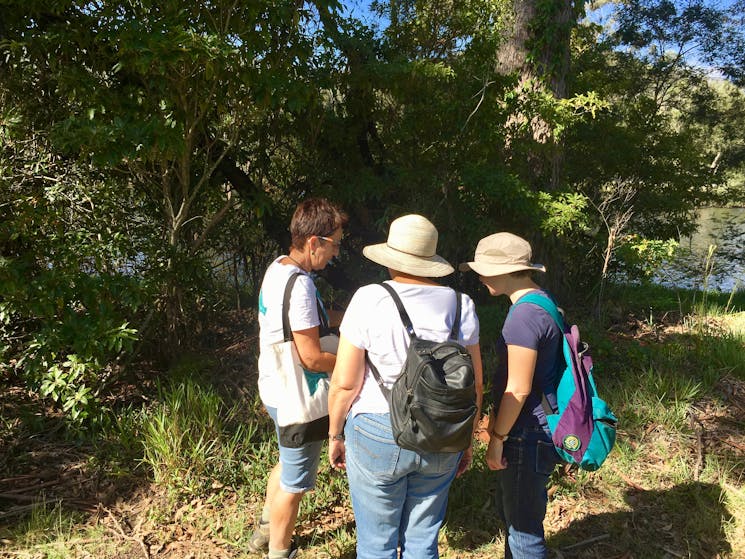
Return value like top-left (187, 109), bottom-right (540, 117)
top-left (563, 434), bottom-right (582, 452)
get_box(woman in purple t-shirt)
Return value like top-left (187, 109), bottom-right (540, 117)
top-left (460, 232), bottom-right (562, 559)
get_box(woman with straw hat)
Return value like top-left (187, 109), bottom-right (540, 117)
top-left (460, 232), bottom-right (563, 559)
top-left (327, 214), bottom-right (483, 559)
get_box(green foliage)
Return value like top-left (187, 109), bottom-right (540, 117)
top-left (614, 234), bottom-right (679, 280)
top-left (1, 0), bottom-right (333, 360)
top-left (2, 1), bottom-right (745, 556)
top-left (606, 281), bottom-right (745, 318)
top-left (141, 375), bottom-right (259, 499)
top-left (615, 0), bottom-right (740, 86)
top-left (2, 0), bottom-right (744, 423)
top-left (9, 500), bottom-right (84, 548)
top-left (537, 191), bottom-right (590, 235)
top-left (527, 0), bottom-right (586, 79)
top-left (564, 2), bottom-right (741, 290)
top-left (0, 123), bottom-right (144, 426)
top-left (2, 280), bottom-right (745, 558)
top-left (3, 263), bottom-right (140, 425)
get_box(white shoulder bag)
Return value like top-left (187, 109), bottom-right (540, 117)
top-left (270, 273), bottom-right (338, 447)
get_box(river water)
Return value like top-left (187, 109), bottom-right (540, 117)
top-left (655, 207), bottom-right (745, 293)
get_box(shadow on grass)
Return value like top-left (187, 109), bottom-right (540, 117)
top-left (296, 519), bottom-right (357, 559)
top-left (0, 383), bottom-right (148, 533)
top-left (549, 481), bottom-right (733, 558)
top-left (444, 462), bottom-right (501, 550)
top-left (444, 471), bottom-right (732, 559)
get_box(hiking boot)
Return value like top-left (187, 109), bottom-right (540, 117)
top-left (263, 541), bottom-right (298, 559)
top-left (246, 520), bottom-right (270, 553)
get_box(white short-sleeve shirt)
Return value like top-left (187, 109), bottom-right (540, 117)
top-left (257, 257), bottom-right (322, 407)
top-left (340, 280), bottom-right (479, 417)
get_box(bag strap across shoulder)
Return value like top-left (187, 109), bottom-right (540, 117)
top-left (367, 282), bottom-right (463, 397)
top-left (512, 292), bottom-right (566, 332)
top-left (512, 291), bottom-right (567, 418)
top-left (281, 272), bottom-right (329, 342)
top-left (451, 289), bottom-right (462, 340)
top-left (378, 282), bottom-right (462, 340)
top-left (378, 282), bottom-right (415, 337)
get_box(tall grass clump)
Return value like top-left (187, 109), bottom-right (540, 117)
top-left (141, 377), bottom-right (258, 499)
top-left (694, 331), bottom-right (745, 380)
top-left (14, 500), bottom-right (78, 544)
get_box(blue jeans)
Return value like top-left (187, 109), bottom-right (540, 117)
top-left (344, 413), bottom-right (461, 559)
top-left (494, 426), bottom-right (560, 559)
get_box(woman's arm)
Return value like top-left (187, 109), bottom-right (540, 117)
top-left (466, 343), bottom-right (484, 430)
top-left (486, 344), bottom-right (537, 470)
top-left (292, 326), bottom-right (337, 373)
top-left (455, 343), bottom-right (483, 477)
top-left (327, 335), bottom-right (366, 469)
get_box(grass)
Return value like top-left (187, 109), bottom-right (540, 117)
top-left (0, 284), bottom-right (743, 558)
top-left (140, 377), bottom-right (260, 498)
top-left (12, 501), bottom-right (81, 547)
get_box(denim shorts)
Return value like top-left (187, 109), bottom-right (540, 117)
top-left (265, 406), bottom-right (323, 493)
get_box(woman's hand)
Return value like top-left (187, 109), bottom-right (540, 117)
top-left (328, 439), bottom-right (346, 470)
top-left (486, 437), bottom-right (508, 470)
top-left (327, 335), bottom-right (365, 472)
top-left (456, 445), bottom-right (473, 477)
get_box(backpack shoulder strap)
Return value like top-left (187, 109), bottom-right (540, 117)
top-left (513, 292), bottom-right (566, 332)
top-left (378, 282), bottom-right (416, 338)
top-left (512, 291), bottom-right (568, 417)
top-left (365, 282), bottom-right (408, 400)
top-left (367, 283), bottom-right (463, 398)
top-left (379, 282), bottom-right (463, 340)
top-left (366, 356), bottom-right (391, 400)
top-left (450, 292), bottom-right (462, 340)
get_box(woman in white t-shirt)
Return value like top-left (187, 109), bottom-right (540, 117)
top-left (249, 198), bottom-right (347, 559)
top-left (327, 214), bottom-right (483, 559)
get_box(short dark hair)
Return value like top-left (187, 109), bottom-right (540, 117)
top-left (290, 198), bottom-right (348, 250)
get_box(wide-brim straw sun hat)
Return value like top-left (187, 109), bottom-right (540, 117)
top-left (363, 214), bottom-right (454, 278)
top-left (459, 232), bottom-right (546, 277)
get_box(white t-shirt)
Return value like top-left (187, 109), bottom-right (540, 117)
top-left (340, 280), bottom-right (480, 417)
top-left (257, 257), bottom-right (323, 407)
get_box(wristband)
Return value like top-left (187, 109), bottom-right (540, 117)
top-left (329, 433), bottom-right (345, 441)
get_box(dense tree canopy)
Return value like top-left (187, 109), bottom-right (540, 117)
top-left (1, 0), bottom-right (743, 424)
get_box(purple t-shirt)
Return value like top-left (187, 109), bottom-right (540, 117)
top-left (493, 291), bottom-right (563, 429)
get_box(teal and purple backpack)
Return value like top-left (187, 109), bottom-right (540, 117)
top-left (513, 293), bottom-right (618, 471)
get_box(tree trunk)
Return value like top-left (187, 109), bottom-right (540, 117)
top-left (496, 1), bottom-right (535, 77)
top-left (496, 0), bottom-right (578, 297)
top-left (497, 0), bottom-right (575, 190)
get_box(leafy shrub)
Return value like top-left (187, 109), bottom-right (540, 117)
top-left (615, 234), bottom-right (679, 280)
top-left (0, 133), bottom-right (145, 428)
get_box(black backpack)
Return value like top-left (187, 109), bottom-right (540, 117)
top-left (366, 283), bottom-right (477, 453)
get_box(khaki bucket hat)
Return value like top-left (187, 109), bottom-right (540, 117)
top-left (459, 232), bottom-right (546, 277)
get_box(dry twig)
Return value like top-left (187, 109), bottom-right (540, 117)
top-left (560, 533), bottom-right (610, 551)
top-left (104, 506), bottom-right (150, 559)
top-left (689, 413), bottom-right (705, 481)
